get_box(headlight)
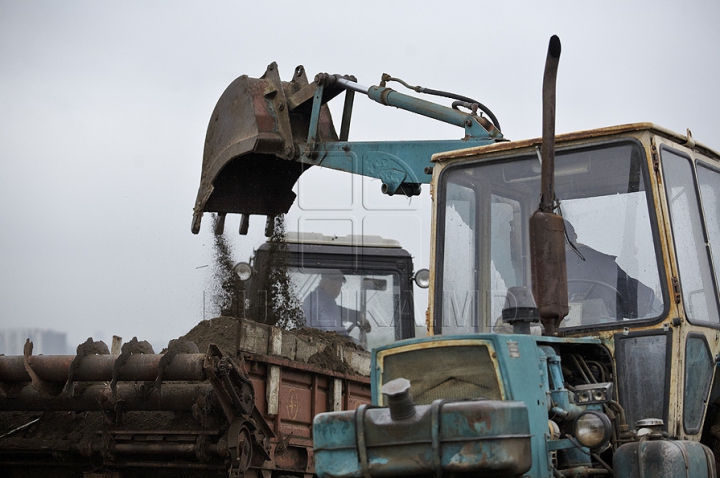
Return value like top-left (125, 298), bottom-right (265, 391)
top-left (413, 269), bottom-right (430, 288)
top-left (233, 262), bottom-right (253, 281)
top-left (573, 410), bottom-right (611, 450)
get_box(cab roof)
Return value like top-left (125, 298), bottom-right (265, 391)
top-left (432, 123), bottom-right (720, 164)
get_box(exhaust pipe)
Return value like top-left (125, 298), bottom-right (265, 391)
top-left (530, 35), bottom-right (569, 336)
top-left (540, 35), bottom-right (562, 214)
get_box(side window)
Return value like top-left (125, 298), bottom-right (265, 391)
top-left (684, 334), bottom-right (714, 434)
top-left (697, 163), bottom-right (720, 294)
top-left (440, 182), bottom-right (480, 334)
top-left (489, 196), bottom-right (523, 328)
top-left (661, 148), bottom-right (720, 324)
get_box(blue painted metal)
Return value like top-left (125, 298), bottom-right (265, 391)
top-left (298, 78), bottom-right (501, 195)
top-left (313, 398), bottom-right (531, 478)
top-left (301, 138), bottom-right (493, 194)
top-left (365, 86), bottom-right (492, 139)
top-left (369, 333), bottom-right (604, 478)
top-left (321, 325), bottom-right (719, 477)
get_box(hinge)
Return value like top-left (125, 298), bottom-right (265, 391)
top-left (651, 138), bottom-right (660, 172)
top-left (671, 277), bottom-right (681, 304)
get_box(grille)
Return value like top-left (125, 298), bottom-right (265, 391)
top-left (381, 344), bottom-right (502, 404)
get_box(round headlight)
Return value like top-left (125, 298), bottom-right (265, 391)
top-left (233, 262), bottom-right (253, 281)
top-left (573, 410), bottom-right (612, 450)
top-left (413, 269), bottom-right (430, 288)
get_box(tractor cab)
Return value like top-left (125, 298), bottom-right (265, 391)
top-left (429, 122), bottom-right (720, 443)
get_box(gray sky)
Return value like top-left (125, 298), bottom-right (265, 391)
top-left (1, 1), bottom-right (718, 351)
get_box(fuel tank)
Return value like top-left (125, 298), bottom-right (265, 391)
top-left (313, 399), bottom-right (531, 478)
top-left (613, 438), bottom-right (716, 478)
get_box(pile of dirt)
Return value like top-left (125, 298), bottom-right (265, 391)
top-left (180, 316), bottom-right (360, 357)
top-left (180, 315), bottom-right (238, 355)
top-left (179, 316), bottom-right (362, 375)
top-left (306, 343), bottom-right (355, 375)
top-left (295, 327), bottom-right (361, 350)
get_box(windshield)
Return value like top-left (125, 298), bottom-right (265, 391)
top-left (289, 267), bottom-right (400, 349)
top-left (436, 141), bottom-right (665, 334)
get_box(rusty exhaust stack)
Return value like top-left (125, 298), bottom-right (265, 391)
top-left (530, 35), bottom-right (568, 336)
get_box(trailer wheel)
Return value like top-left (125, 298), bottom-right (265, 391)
top-left (228, 421), bottom-right (253, 476)
top-left (236, 426), bottom-right (253, 471)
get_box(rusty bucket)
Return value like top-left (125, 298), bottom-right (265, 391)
top-left (191, 63), bottom-right (339, 234)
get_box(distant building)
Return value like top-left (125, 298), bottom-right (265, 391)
top-left (0, 329), bottom-right (68, 355)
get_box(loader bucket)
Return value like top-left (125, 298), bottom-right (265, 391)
top-left (191, 63), bottom-right (338, 234)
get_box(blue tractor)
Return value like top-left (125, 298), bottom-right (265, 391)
top-left (192, 37), bottom-right (720, 478)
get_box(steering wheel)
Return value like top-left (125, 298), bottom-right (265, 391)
top-left (567, 279), bottom-right (627, 318)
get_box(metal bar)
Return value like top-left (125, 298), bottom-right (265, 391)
top-left (335, 76), bottom-right (370, 94)
top-left (102, 429), bottom-right (221, 435)
top-left (109, 461), bottom-right (228, 470)
top-left (0, 417), bottom-right (40, 438)
top-left (109, 443), bottom-right (197, 454)
top-left (0, 353), bottom-right (207, 383)
top-left (339, 89), bottom-right (355, 141)
top-left (0, 382), bottom-right (213, 411)
top-left (306, 84), bottom-right (325, 152)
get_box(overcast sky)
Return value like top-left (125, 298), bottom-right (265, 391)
top-left (1, 1), bottom-right (718, 352)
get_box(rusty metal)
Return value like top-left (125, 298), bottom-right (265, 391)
top-left (153, 337), bottom-right (200, 394)
top-left (530, 35), bottom-right (568, 336)
top-left (530, 211), bottom-right (569, 335)
top-left (22, 340), bottom-right (63, 397)
top-left (0, 382), bottom-right (213, 411)
top-left (191, 62), bottom-right (339, 233)
top-left (110, 337), bottom-right (154, 398)
top-left (203, 345), bottom-right (254, 420)
top-left (539, 35), bottom-right (561, 213)
top-left (241, 351), bottom-right (371, 382)
top-left (0, 321), bottom-right (372, 476)
top-left (0, 352), bottom-right (207, 384)
top-left (63, 337), bottom-right (109, 398)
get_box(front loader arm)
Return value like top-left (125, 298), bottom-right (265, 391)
top-left (191, 63), bottom-right (503, 235)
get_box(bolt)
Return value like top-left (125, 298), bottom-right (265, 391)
top-left (465, 118), bottom-right (473, 127)
top-left (278, 102), bottom-right (285, 111)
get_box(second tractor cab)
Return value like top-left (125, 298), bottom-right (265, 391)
top-left (234, 232), bottom-right (428, 350)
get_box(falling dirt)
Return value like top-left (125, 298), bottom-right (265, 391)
top-left (263, 215), bottom-right (305, 329)
top-left (209, 214), bottom-right (245, 319)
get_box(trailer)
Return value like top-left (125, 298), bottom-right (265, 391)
top-left (0, 317), bottom-right (370, 478)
